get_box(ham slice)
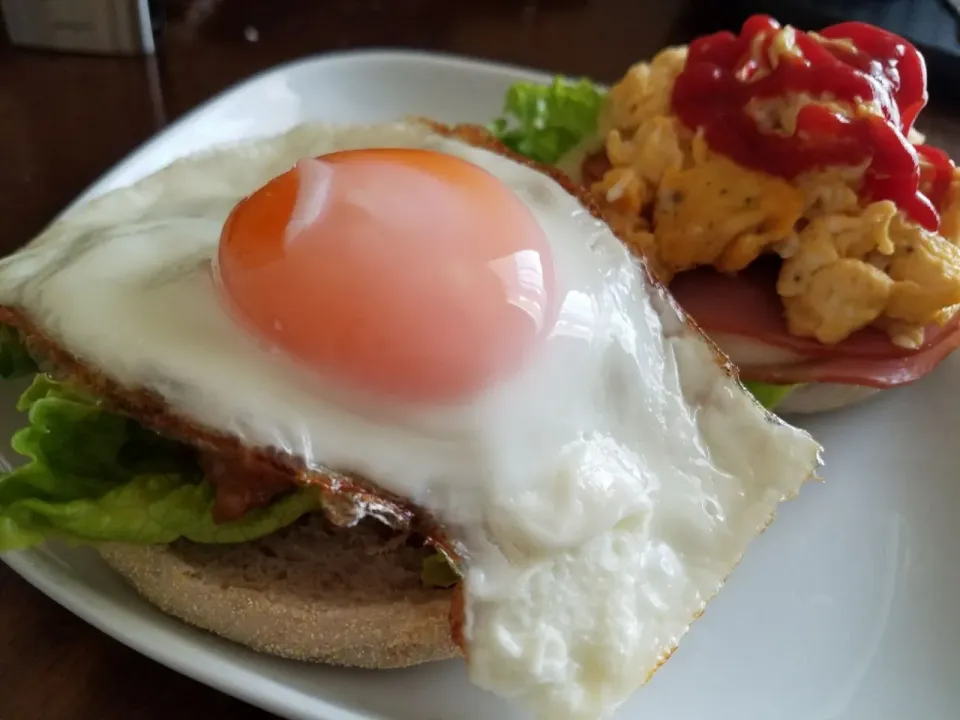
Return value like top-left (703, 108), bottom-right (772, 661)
top-left (738, 337), bottom-right (960, 387)
top-left (669, 260), bottom-right (960, 387)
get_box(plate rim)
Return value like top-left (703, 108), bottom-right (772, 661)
top-left (62, 49), bottom-right (559, 216)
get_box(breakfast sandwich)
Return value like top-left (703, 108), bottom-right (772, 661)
top-left (0, 119), bottom-right (821, 719)
top-left (494, 14), bottom-right (960, 414)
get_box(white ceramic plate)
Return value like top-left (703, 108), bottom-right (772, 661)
top-left (3, 50), bottom-right (959, 720)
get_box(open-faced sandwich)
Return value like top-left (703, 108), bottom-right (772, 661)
top-left (0, 116), bottom-right (820, 719)
top-left (493, 14), bottom-right (960, 414)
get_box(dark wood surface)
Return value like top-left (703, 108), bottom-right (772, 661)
top-left (1, 2), bottom-right (958, 719)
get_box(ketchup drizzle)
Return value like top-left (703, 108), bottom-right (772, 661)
top-left (671, 14), bottom-right (954, 231)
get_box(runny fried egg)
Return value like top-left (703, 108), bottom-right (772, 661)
top-left (217, 147), bottom-right (556, 403)
top-left (0, 120), bottom-right (821, 718)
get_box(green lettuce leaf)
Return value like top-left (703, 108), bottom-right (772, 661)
top-left (0, 374), bottom-right (324, 551)
top-left (421, 550), bottom-right (460, 588)
top-left (489, 78), bottom-right (606, 164)
top-left (0, 325), bottom-right (37, 379)
top-left (742, 381), bottom-right (798, 411)
top-left (0, 372), bottom-right (457, 588)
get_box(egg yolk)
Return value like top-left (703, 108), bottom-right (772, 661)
top-left (216, 148), bottom-right (556, 403)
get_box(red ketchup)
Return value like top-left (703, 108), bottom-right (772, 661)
top-left (671, 14), bottom-right (955, 231)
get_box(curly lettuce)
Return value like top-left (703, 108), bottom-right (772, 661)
top-left (489, 77), bottom-right (606, 164)
top-left (742, 381), bottom-right (798, 411)
top-left (0, 374), bottom-right (327, 551)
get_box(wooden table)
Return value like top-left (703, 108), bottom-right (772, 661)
top-left (1, 2), bottom-right (958, 718)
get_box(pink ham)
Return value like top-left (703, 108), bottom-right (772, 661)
top-left (669, 262), bottom-right (960, 387)
top-left (738, 330), bottom-right (960, 387)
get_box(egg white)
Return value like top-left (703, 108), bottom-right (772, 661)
top-left (0, 120), bottom-right (821, 719)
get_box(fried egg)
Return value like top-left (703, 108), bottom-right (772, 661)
top-left (0, 120), bottom-right (821, 719)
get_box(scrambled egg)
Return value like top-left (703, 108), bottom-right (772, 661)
top-left (653, 134), bottom-right (803, 275)
top-left (589, 46), bottom-right (960, 348)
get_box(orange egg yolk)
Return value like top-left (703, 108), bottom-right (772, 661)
top-left (216, 148), bottom-right (556, 404)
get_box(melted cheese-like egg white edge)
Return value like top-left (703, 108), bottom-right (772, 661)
top-left (0, 121), bottom-right (822, 719)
